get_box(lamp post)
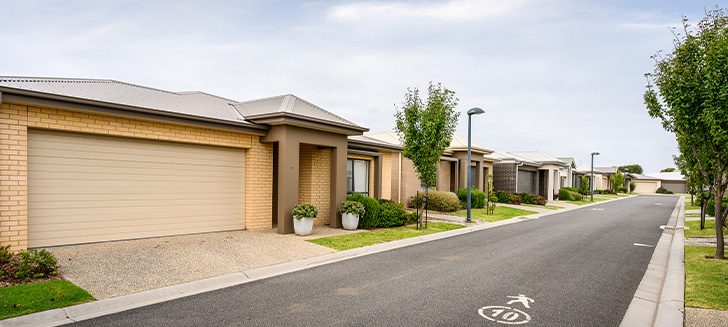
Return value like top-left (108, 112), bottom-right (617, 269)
top-left (466, 107), bottom-right (485, 223)
top-left (590, 152), bottom-right (600, 202)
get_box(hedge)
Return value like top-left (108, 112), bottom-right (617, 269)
top-left (559, 188), bottom-right (583, 201)
top-left (455, 188), bottom-right (485, 209)
top-left (414, 191), bottom-right (462, 212)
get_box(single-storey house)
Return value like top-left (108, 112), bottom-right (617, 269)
top-left (0, 76), bottom-right (408, 250)
top-left (557, 157), bottom-right (578, 188)
top-left (365, 132), bottom-right (496, 205)
top-left (492, 151), bottom-right (542, 196)
top-left (626, 172), bottom-right (687, 194)
top-left (493, 151), bottom-right (569, 201)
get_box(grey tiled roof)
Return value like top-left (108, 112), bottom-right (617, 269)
top-left (0, 77), bottom-right (252, 125)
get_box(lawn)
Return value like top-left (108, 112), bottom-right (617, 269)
top-left (0, 280), bottom-right (95, 320)
top-left (452, 206), bottom-right (537, 222)
top-left (685, 220), bottom-right (726, 238)
top-left (684, 246), bottom-right (728, 310)
top-left (308, 222), bottom-right (465, 251)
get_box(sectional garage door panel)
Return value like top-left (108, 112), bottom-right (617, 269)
top-left (661, 181), bottom-right (687, 194)
top-left (28, 130), bottom-right (245, 247)
top-left (517, 170), bottom-right (535, 194)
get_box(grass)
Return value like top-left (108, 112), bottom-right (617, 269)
top-left (307, 222), bottom-right (465, 251)
top-left (0, 280), bottom-right (95, 320)
top-left (684, 246), bottom-right (728, 310)
top-left (453, 206), bottom-right (537, 222)
top-left (521, 204), bottom-right (563, 210)
top-left (685, 220), bottom-right (726, 238)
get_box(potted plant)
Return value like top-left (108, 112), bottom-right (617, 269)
top-left (338, 200), bottom-right (366, 230)
top-left (292, 204), bottom-right (317, 236)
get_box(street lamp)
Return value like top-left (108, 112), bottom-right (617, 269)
top-left (590, 152), bottom-right (600, 202)
top-left (466, 107), bottom-right (485, 223)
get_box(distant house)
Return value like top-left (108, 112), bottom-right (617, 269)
top-left (492, 151), bottom-right (571, 201)
top-left (626, 172), bottom-right (688, 194)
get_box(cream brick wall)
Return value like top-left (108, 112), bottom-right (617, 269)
top-left (380, 152), bottom-right (392, 200)
top-left (298, 144), bottom-right (331, 225)
top-left (0, 101), bottom-right (272, 251)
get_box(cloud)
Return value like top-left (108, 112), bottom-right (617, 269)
top-left (327, 0), bottom-right (528, 22)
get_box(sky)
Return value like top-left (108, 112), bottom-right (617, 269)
top-left (1, 0), bottom-right (725, 174)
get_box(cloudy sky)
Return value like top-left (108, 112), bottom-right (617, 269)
top-left (1, 0), bottom-right (724, 173)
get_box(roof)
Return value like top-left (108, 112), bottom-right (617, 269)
top-left (509, 151), bottom-right (567, 166)
top-left (233, 94), bottom-right (361, 128)
top-left (348, 134), bottom-right (402, 151)
top-left (627, 173), bottom-right (660, 180)
top-left (557, 157), bottom-right (576, 168)
top-left (647, 172), bottom-right (686, 181)
top-left (365, 131), bottom-right (403, 146)
top-left (447, 133), bottom-right (493, 154)
top-left (0, 76), bottom-right (251, 125)
top-left (0, 76), bottom-right (363, 132)
top-left (491, 151), bottom-right (541, 166)
top-left (593, 166), bottom-right (619, 174)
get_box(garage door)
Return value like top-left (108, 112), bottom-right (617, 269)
top-left (517, 170), bottom-right (535, 194)
top-left (661, 181), bottom-right (687, 194)
top-left (28, 130), bottom-right (245, 247)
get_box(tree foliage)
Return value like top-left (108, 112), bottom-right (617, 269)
top-left (394, 82), bottom-right (460, 188)
top-left (644, 8), bottom-right (728, 258)
top-left (610, 171), bottom-right (625, 193)
top-left (618, 164), bottom-right (644, 174)
top-left (660, 167), bottom-right (676, 172)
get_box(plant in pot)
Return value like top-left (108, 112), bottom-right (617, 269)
top-left (338, 200), bottom-right (366, 230)
top-left (292, 204), bottom-right (318, 236)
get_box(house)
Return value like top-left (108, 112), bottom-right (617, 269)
top-left (0, 76), bottom-right (408, 250)
top-left (557, 157), bottom-right (578, 188)
top-left (626, 172), bottom-right (687, 194)
top-left (575, 166), bottom-right (616, 191)
top-left (366, 132), bottom-right (496, 205)
top-left (491, 151), bottom-right (542, 195)
top-left (501, 151), bottom-right (570, 201)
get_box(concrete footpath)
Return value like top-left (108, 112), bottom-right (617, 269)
top-left (2, 195), bottom-right (636, 327)
top-left (619, 196), bottom-right (685, 327)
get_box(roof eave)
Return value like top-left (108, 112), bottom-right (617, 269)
top-left (347, 138), bottom-right (402, 152)
top-left (246, 112), bottom-right (368, 136)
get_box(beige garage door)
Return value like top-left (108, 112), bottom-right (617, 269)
top-left (28, 130), bottom-right (245, 247)
top-left (661, 181), bottom-right (687, 194)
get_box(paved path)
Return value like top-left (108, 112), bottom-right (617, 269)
top-left (71, 195), bottom-right (676, 327)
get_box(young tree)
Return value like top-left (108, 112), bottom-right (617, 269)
top-left (618, 164), bottom-right (644, 174)
top-left (660, 167), bottom-right (676, 172)
top-left (676, 154), bottom-right (711, 230)
top-left (394, 82), bottom-right (460, 224)
top-left (580, 176), bottom-right (590, 196)
top-left (610, 171), bottom-right (625, 193)
top-left (644, 8), bottom-right (728, 259)
top-left (486, 174), bottom-right (497, 215)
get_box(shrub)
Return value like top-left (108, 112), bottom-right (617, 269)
top-left (510, 194), bottom-right (522, 205)
top-left (348, 193), bottom-right (381, 229)
top-left (515, 193), bottom-right (545, 205)
top-left (455, 188), bottom-right (485, 209)
top-left (629, 181), bottom-right (636, 193)
top-left (377, 200), bottom-right (408, 228)
top-left (338, 200), bottom-right (365, 216)
top-left (0, 244), bottom-right (11, 264)
top-left (655, 187), bottom-right (674, 194)
top-left (599, 189), bottom-right (617, 195)
top-left (706, 197), bottom-right (728, 217)
top-left (12, 249), bottom-right (59, 280)
top-left (414, 191), bottom-right (462, 212)
top-left (292, 204), bottom-right (318, 219)
top-left (617, 187), bottom-right (628, 193)
top-left (405, 212), bottom-right (420, 224)
top-left (561, 187), bottom-right (580, 193)
top-left (494, 190), bottom-right (513, 204)
top-left (559, 189), bottom-right (583, 201)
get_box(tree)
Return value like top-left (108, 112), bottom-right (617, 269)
top-left (644, 8), bottom-right (728, 259)
top-left (618, 164), bottom-right (644, 174)
top-left (629, 181), bottom-right (636, 193)
top-left (394, 82), bottom-right (460, 225)
top-left (580, 176), bottom-right (590, 195)
top-left (660, 167), bottom-right (676, 172)
top-left (486, 174), bottom-right (497, 215)
top-left (675, 154), bottom-right (711, 230)
top-left (610, 171), bottom-right (625, 193)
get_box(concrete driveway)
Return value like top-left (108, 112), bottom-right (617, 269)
top-left (46, 227), bottom-right (360, 299)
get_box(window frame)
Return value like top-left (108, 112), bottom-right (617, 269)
top-left (347, 158), bottom-right (370, 195)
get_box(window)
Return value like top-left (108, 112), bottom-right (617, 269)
top-left (347, 159), bottom-right (370, 194)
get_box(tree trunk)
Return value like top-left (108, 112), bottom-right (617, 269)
top-left (714, 190), bottom-right (725, 259)
top-left (700, 197), bottom-right (706, 230)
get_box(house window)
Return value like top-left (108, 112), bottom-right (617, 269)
top-left (347, 159), bottom-right (370, 195)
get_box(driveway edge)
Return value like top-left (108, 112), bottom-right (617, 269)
top-left (0, 195), bottom-right (635, 327)
top-left (619, 196), bottom-right (685, 327)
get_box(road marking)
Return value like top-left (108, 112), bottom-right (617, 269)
top-left (633, 243), bottom-right (655, 247)
top-left (653, 203), bottom-right (662, 206)
top-left (590, 208), bottom-right (605, 211)
top-left (478, 306), bottom-right (531, 325)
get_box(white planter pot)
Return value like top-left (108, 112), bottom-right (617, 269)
top-left (341, 213), bottom-right (359, 230)
top-left (293, 217), bottom-right (314, 236)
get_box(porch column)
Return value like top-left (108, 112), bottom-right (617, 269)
top-left (276, 138), bottom-right (300, 234)
top-left (329, 146), bottom-right (346, 228)
top-left (546, 168), bottom-right (555, 201)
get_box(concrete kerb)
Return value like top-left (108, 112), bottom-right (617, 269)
top-left (1, 195), bottom-right (636, 327)
top-left (620, 196), bottom-right (685, 327)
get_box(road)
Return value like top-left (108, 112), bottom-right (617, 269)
top-left (71, 195), bottom-right (677, 327)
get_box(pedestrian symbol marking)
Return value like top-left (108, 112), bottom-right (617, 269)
top-left (479, 294), bottom-right (534, 324)
top-left (478, 306), bottom-right (531, 325)
top-left (506, 294), bottom-right (534, 309)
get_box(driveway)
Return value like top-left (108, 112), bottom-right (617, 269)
top-left (71, 195), bottom-right (677, 326)
top-left (46, 227), bottom-right (360, 299)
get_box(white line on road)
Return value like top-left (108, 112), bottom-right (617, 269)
top-left (633, 243), bottom-right (655, 247)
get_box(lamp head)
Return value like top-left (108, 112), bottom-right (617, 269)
top-left (591, 152), bottom-right (600, 156)
top-left (467, 107), bottom-right (485, 116)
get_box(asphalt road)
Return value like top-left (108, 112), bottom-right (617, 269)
top-left (71, 195), bottom-right (677, 327)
